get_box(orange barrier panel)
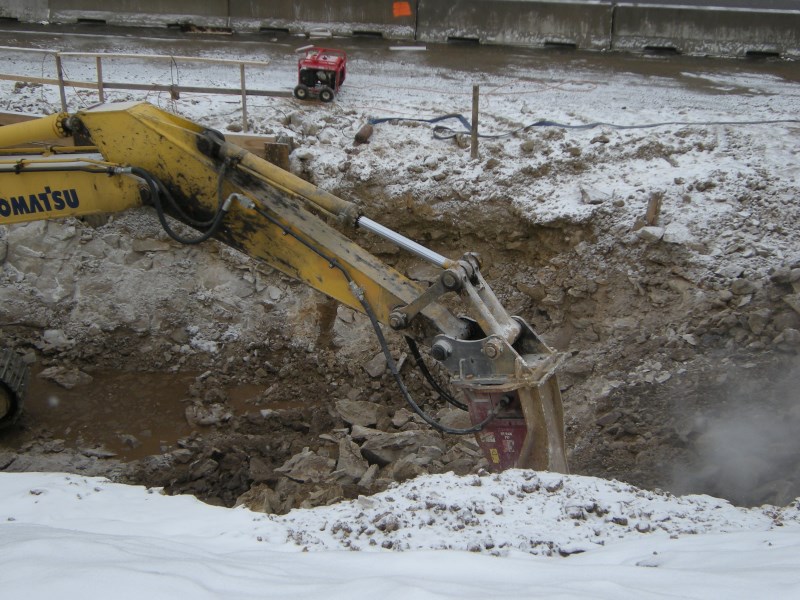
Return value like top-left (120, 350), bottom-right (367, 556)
top-left (230, 0), bottom-right (416, 37)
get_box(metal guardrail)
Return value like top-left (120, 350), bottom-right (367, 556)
top-left (0, 46), bottom-right (291, 132)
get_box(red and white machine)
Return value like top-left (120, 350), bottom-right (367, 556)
top-left (293, 46), bottom-right (347, 103)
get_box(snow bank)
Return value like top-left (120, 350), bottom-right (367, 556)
top-left (1, 471), bottom-right (799, 600)
top-left (275, 469), bottom-right (800, 556)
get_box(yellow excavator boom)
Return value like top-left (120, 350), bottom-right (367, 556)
top-left (0, 102), bottom-right (568, 472)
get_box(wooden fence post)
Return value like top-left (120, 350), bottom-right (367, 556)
top-left (54, 54), bottom-right (68, 111)
top-left (471, 84), bottom-right (479, 159)
top-left (96, 56), bottom-right (105, 103)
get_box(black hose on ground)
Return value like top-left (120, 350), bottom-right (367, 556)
top-left (368, 113), bottom-right (800, 140)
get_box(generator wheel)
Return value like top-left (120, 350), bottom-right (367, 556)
top-left (319, 86), bottom-right (335, 103)
top-left (293, 84), bottom-right (310, 100)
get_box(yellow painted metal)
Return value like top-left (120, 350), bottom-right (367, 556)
top-left (75, 102), bottom-right (461, 333)
top-left (232, 148), bottom-right (359, 224)
top-left (0, 163), bottom-right (144, 226)
top-left (0, 112), bottom-right (69, 148)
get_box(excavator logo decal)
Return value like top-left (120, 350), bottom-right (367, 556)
top-left (0, 187), bottom-right (79, 218)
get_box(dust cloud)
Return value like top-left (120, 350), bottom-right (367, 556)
top-left (671, 361), bottom-right (800, 506)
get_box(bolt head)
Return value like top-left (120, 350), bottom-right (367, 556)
top-left (389, 312), bottom-right (407, 330)
top-left (441, 270), bottom-right (460, 290)
top-left (483, 339), bottom-right (504, 359)
top-left (430, 341), bottom-right (452, 361)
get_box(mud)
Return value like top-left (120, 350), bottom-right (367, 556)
top-left (6, 368), bottom-right (195, 461)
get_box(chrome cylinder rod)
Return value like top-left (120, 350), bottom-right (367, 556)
top-left (357, 215), bottom-right (449, 268)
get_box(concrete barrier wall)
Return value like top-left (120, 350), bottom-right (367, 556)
top-left (417, 0), bottom-right (613, 50)
top-left (613, 5), bottom-right (800, 58)
top-left (0, 0), bottom-right (49, 22)
top-left (48, 0), bottom-right (229, 27)
top-left (5, 2), bottom-right (800, 59)
top-left (229, 0), bottom-right (416, 38)
top-left (229, 0), bottom-right (294, 23)
top-left (43, 0), bottom-right (416, 38)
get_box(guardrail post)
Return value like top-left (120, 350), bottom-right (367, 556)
top-left (54, 53), bottom-right (68, 111)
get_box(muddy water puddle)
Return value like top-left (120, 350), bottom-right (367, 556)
top-left (1, 369), bottom-right (278, 461)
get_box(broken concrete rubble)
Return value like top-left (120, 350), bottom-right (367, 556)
top-left (275, 447), bottom-right (335, 483)
top-left (334, 399), bottom-right (388, 427)
top-left (360, 430), bottom-right (446, 467)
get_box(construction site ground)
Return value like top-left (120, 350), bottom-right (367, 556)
top-left (0, 24), bottom-right (799, 512)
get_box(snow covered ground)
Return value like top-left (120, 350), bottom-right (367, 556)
top-left (2, 471), bottom-right (799, 599)
top-left (1, 32), bottom-right (798, 236)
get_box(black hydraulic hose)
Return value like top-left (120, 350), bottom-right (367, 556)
top-left (355, 287), bottom-right (505, 435)
top-left (7, 163), bottom-right (229, 244)
top-left (130, 166), bottom-right (229, 245)
top-left (133, 164), bottom-right (220, 228)
top-left (151, 161), bottom-right (227, 229)
top-left (368, 113), bottom-right (800, 140)
top-left (246, 202), bottom-right (503, 435)
top-left (405, 336), bottom-right (468, 411)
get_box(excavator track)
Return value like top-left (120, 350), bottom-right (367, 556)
top-left (0, 349), bottom-right (29, 429)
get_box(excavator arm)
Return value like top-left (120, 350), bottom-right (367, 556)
top-left (0, 102), bottom-right (567, 472)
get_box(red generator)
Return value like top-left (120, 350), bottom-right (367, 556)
top-left (293, 47), bottom-right (347, 103)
